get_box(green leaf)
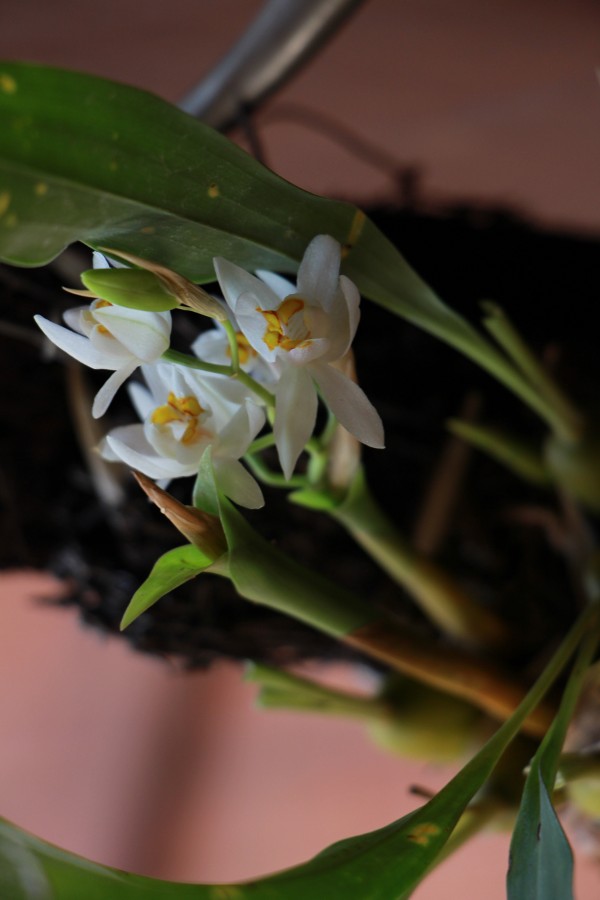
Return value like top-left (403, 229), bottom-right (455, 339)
top-left (0, 817), bottom-right (211, 899)
top-left (246, 662), bottom-right (383, 718)
top-left (506, 609), bottom-right (600, 900)
top-left (287, 487), bottom-right (341, 510)
top-left (0, 608), bottom-right (594, 899)
top-left (507, 771), bottom-right (574, 900)
top-left (0, 610), bottom-right (590, 900)
top-left (447, 418), bottom-right (551, 487)
top-left (120, 543), bottom-right (211, 630)
top-left (81, 267), bottom-right (180, 311)
top-left (0, 61), bottom-right (352, 277)
top-left (0, 62), bottom-right (553, 424)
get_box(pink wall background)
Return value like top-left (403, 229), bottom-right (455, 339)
top-left (2, 1), bottom-right (600, 896)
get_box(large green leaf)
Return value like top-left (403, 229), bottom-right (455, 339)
top-left (1, 604), bottom-right (592, 900)
top-left (0, 61), bottom-right (551, 423)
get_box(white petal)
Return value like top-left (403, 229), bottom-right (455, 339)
top-left (104, 427), bottom-right (193, 479)
top-left (214, 458), bottom-right (264, 509)
top-left (297, 235), bottom-right (340, 311)
top-left (235, 291), bottom-right (279, 363)
top-left (92, 251), bottom-right (110, 269)
top-left (93, 250), bottom-right (126, 269)
top-left (274, 366), bottom-right (318, 480)
top-left (214, 257), bottom-right (279, 313)
top-left (192, 369), bottom-right (253, 411)
top-left (287, 337), bottom-right (330, 365)
top-left (192, 326), bottom-right (230, 366)
top-left (310, 361), bottom-right (385, 449)
top-left (62, 307), bottom-right (88, 336)
top-left (92, 360), bottom-right (139, 418)
top-left (255, 269), bottom-right (295, 301)
top-left (127, 381), bottom-right (155, 421)
top-left (218, 400), bottom-right (265, 459)
top-left (140, 361), bottom-right (173, 404)
top-left (94, 306), bottom-right (171, 362)
top-left (87, 326), bottom-right (135, 363)
top-left (340, 275), bottom-right (361, 344)
top-left (34, 315), bottom-right (115, 369)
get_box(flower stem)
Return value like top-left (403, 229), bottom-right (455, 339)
top-left (244, 452), bottom-right (307, 488)
top-left (162, 348), bottom-right (275, 406)
top-left (162, 348), bottom-right (231, 377)
top-left (331, 468), bottom-right (511, 649)
top-left (235, 369), bottom-right (275, 407)
top-left (216, 497), bottom-right (554, 736)
top-left (222, 318), bottom-right (240, 371)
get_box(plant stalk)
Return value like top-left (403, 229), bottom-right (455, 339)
top-left (332, 469), bottom-right (511, 649)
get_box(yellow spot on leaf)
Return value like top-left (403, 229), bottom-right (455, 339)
top-left (0, 191), bottom-right (10, 217)
top-left (406, 822), bottom-right (441, 846)
top-left (5, 213), bottom-right (17, 228)
top-left (208, 183), bottom-right (219, 198)
top-left (34, 182), bottom-right (48, 196)
top-left (109, 160), bottom-right (118, 172)
top-left (211, 888), bottom-right (243, 900)
top-left (341, 209), bottom-right (366, 259)
top-left (0, 73), bottom-right (17, 94)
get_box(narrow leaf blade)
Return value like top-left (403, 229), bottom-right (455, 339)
top-left (507, 768), bottom-right (573, 900)
top-left (120, 543), bottom-right (211, 629)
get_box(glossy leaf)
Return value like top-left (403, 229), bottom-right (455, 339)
top-left (507, 770), bottom-right (573, 900)
top-left (120, 543), bottom-right (211, 629)
top-left (506, 610), bottom-right (600, 900)
top-left (1, 605), bottom-right (593, 899)
top-left (0, 61), bottom-right (549, 422)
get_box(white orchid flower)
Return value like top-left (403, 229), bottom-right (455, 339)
top-left (213, 234), bottom-right (384, 479)
top-left (34, 253), bottom-right (171, 418)
top-left (191, 319), bottom-right (277, 388)
top-left (101, 363), bottom-right (265, 509)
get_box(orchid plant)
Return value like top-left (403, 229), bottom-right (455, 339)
top-left (1, 61), bottom-right (600, 900)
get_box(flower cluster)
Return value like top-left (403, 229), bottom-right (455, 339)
top-left (34, 236), bottom-right (384, 508)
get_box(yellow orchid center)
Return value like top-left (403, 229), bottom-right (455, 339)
top-left (151, 392), bottom-right (209, 445)
top-left (257, 297), bottom-right (310, 352)
top-left (90, 299), bottom-right (114, 336)
top-left (227, 331), bottom-right (258, 366)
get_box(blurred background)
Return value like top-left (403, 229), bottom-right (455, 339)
top-left (1, 1), bottom-right (600, 896)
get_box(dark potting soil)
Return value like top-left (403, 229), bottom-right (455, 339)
top-left (1, 204), bottom-right (598, 669)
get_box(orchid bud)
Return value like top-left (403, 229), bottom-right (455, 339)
top-left (81, 266), bottom-right (180, 312)
top-left (99, 248), bottom-right (227, 321)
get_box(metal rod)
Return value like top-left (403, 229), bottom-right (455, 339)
top-left (179, 0), bottom-right (365, 129)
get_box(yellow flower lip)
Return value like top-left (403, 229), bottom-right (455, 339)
top-left (257, 296), bottom-right (311, 352)
top-left (151, 392), bottom-right (210, 445)
top-left (226, 331), bottom-right (257, 366)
